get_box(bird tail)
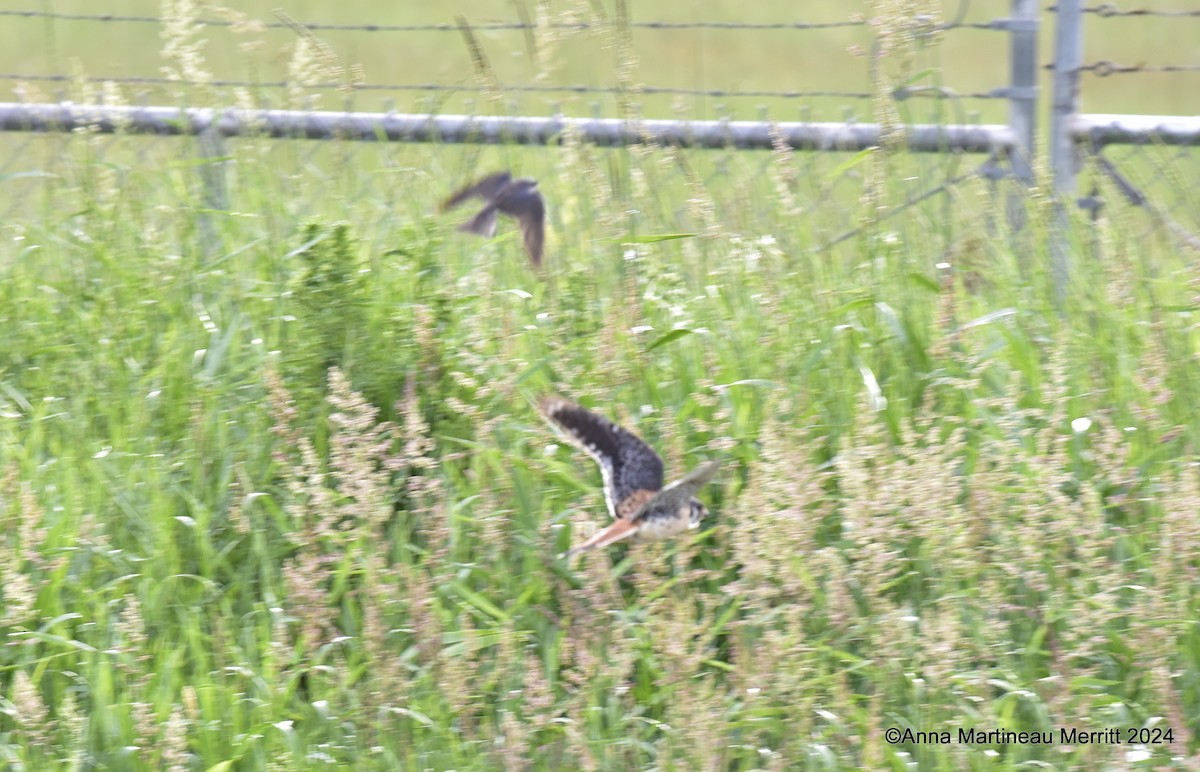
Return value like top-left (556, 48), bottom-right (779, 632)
top-left (558, 518), bottom-right (639, 559)
top-left (458, 206), bottom-right (499, 238)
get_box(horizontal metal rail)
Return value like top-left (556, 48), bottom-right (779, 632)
top-left (1071, 114), bottom-right (1200, 146)
top-left (0, 102), bottom-right (1016, 153)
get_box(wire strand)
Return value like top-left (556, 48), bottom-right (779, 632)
top-left (0, 73), bottom-right (884, 101)
top-left (0, 9), bottom-right (867, 32)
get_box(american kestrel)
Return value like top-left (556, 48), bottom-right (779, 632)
top-left (539, 396), bottom-right (719, 558)
top-left (442, 171), bottom-right (546, 267)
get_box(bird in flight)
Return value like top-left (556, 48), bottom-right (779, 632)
top-left (442, 171), bottom-right (546, 267)
top-left (539, 396), bottom-right (719, 558)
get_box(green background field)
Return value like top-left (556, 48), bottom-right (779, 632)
top-left (1, 1), bottom-right (1199, 770)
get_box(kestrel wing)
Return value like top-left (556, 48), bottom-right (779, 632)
top-left (441, 171), bottom-right (512, 211)
top-left (458, 204), bottom-right (499, 237)
top-left (630, 460), bottom-right (719, 524)
top-left (522, 218), bottom-right (544, 267)
top-left (539, 397), bottom-right (665, 521)
top-left (507, 192), bottom-right (545, 266)
top-left (559, 517), bottom-right (639, 559)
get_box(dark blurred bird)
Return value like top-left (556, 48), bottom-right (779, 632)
top-left (442, 171), bottom-right (546, 267)
top-left (539, 396), bottom-right (719, 559)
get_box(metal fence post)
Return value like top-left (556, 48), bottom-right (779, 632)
top-left (1007, 0), bottom-right (1039, 189)
top-left (1003, 0), bottom-right (1039, 239)
top-left (1051, 0), bottom-right (1084, 298)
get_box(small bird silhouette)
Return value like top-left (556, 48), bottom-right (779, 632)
top-left (539, 396), bottom-right (719, 558)
top-left (442, 171), bottom-right (546, 267)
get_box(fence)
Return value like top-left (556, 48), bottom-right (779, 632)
top-left (0, 2), bottom-right (1197, 277)
top-left (1050, 0), bottom-right (1200, 268)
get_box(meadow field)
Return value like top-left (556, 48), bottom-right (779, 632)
top-left (2, 1), bottom-right (1199, 770)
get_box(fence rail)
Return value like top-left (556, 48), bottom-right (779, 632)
top-left (10, 103), bottom-right (1190, 153)
top-left (1073, 115), bottom-right (1200, 147)
top-left (0, 102), bottom-right (1015, 154)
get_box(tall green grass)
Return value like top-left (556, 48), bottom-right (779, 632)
top-left (2, 4), bottom-right (1199, 770)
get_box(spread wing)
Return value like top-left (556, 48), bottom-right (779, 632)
top-left (499, 190), bottom-right (545, 266)
top-left (630, 460), bottom-right (719, 523)
top-left (441, 171), bottom-right (512, 211)
top-left (539, 397), bottom-right (664, 521)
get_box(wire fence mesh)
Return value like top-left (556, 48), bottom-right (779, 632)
top-left (1080, 144), bottom-right (1200, 255)
top-left (1054, 2), bottom-right (1200, 255)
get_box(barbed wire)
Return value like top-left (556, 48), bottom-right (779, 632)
top-left (0, 73), bottom-right (878, 101)
top-left (892, 85), bottom-right (1014, 101)
top-left (1082, 4), bottom-right (1200, 18)
top-left (0, 7), bottom-right (1028, 33)
top-left (0, 9), bottom-right (866, 32)
top-left (950, 20), bottom-right (1036, 30)
top-left (1043, 60), bottom-right (1200, 75)
top-left (1079, 61), bottom-right (1200, 76)
top-left (0, 72), bottom-right (1011, 104)
top-left (3, 73), bottom-right (1016, 103)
